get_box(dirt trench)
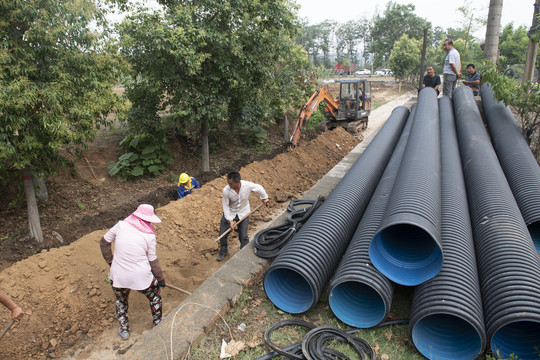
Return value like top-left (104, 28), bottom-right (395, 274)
top-left (0, 127), bottom-right (360, 360)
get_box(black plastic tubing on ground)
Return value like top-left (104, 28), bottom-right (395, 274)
top-left (408, 96), bottom-right (486, 360)
top-left (480, 84), bottom-right (540, 254)
top-left (369, 87), bottom-right (443, 286)
top-left (453, 85), bottom-right (540, 359)
top-left (263, 105), bottom-right (410, 314)
top-left (326, 106), bottom-right (415, 328)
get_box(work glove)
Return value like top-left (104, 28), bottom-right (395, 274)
top-left (158, 279), bottom-right (166, 288)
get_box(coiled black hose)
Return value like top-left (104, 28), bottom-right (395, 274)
top-left (253, 197), bottom-right (324, 258)
top-left (256, 319), bottom-right (408, 360)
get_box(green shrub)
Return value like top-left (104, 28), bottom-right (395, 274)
top-left (108, 134), bottom-right (173, 180)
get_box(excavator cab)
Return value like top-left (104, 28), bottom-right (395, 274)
top-left (336, 79), bottom-right (371, 125)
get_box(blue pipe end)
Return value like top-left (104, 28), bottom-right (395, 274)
top-left (491, 320), bottom-right (540, 360)
top-left (329, 281), bottom-right (387, 328)
top-left (264, 268), bottom-right (314, 314)
top-left (412, 313), bottom-right (484, 360)
top-left (528, 221), bottom-right (540, 254)
top-left (369, 224), bottom-right (443, 286)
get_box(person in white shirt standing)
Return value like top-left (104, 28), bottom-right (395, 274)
top-left (217, 171), bottom-right (269, 261)
top-left (442, 39), bottom-right (462, 99)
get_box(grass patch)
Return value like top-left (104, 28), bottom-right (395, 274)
top-left (188, 275), bottom-right (423, 360)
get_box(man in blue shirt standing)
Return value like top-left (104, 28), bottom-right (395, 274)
top-left (463, 64), bottom-right (481, 96)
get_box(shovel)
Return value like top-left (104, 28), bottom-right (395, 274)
top-left (165, 284), bottom-right (192, 296)
top-left (214, 203), bottom-right (265, 243)
top-left (0, 320), bottom-right (14, 341)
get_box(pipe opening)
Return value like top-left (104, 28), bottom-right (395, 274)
top-left (264, 268), bottom-right (314, 314)
top-left (329, 281), bottom-right (386, 328)
top-left (370, 224), bottom-right (442, 285)
top-left (491, 320), bottom-right (540, 360)
top-left (412, 313), bottom-right (483, 360)
top-left (528, 221), bottom-right (540, 254)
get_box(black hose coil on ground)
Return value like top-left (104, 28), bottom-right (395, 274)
top-left (408, 96), bottom-right (486, 360)
top-left (264, 106), bottom-right (410, 314)
top-left (327, 106), bottom-right (415, 328)
top-left (480, 84), bottom-right (540, 253)
top-left (453, 85), bottom-right (540, 359)
top-left (256, 319), bottom-right (408, 360)
top-left (253, 197), bottom-right (323, 258)
top-left (369, 87), bottom-right (443, 286)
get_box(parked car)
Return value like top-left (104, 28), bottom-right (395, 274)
top-left (355, 69), bottom-right (371, 75)
top-left (375, 69), bottom-right (393, 76)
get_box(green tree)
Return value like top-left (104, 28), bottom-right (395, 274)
top-left (118, 0), bottom-right (310, 172)
top-left (335, 19), bottom-right (368, 64)
top-left (0, 0), bottom-right (126, 241)
top-left (499, 23), bottom-right (529, 65)
top-left (388, 34), bottom-right (421, 91)
top-left (370, 2), bottom-right (431, 68)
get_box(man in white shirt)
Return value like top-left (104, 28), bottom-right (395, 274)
top-left (217, 171), bottom-right (269, 261)
top-left (442, 39), bottom-right (462, 99)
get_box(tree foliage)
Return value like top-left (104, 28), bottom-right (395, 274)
top-left (118, 0), bottom-right (311, 151)
top-left (388, 34), bottom-right (421, 80)
top-left (0, 0), bottom-right (126, 182)
top-left (369, 2), bottom-right (430, 68)
top-left (499, 23), bottom-right (529, 65)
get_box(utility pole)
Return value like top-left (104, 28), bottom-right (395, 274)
top-left (523, 0), bottom-right (540, 82)
top-left (418, 28), bottom-right (428, 90)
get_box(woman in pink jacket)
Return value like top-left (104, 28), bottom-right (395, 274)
top-left (100, 204), bottom-right (165, 340)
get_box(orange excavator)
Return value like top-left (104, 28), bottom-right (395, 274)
top-left (288, 79), bottom-right (371, 148)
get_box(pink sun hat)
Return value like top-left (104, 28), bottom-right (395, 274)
top-left (132, 204), bottom-right (162, 223)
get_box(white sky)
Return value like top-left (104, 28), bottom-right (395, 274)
top-left (294, 0), bottom-right (534, 38)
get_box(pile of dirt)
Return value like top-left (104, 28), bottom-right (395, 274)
top-left (0, 127), bottom-right (359, 359)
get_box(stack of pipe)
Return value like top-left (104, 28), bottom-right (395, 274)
top-left (264, 106), bottom-right (409, 313)
top-left (408, 96), bottom-right (486, 360)
top-left (453, 85), bottom-right (540, 359)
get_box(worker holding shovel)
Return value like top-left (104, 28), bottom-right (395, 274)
top-left (0, 289), bottom-right (23, 341)
top-left (217, 171), bottom-right (269, 261)
top-left (100, 204), bottom-right (165, 340)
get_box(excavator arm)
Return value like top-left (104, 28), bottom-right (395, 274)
top-left (288, 88), bottom-right (338, 148)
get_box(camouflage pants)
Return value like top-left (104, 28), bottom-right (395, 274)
top-left (112, 278), bottom-right (162, 332)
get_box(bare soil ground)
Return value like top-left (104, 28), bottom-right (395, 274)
top-left (0, 83), bottom-right (402, 359)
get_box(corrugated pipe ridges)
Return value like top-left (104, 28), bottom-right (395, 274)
top-left (409, 96), bottom-right (486, 360)
top-left (327, 106), bottom-right (415, 328)
top-left (481, 84), bottom-right (540, 254)
top-left (369, 87), bottom-right (443, 286)
top-left (263, 106), bottom-right (410, 314)
top-left (453, 86), bottom-right (540, 359)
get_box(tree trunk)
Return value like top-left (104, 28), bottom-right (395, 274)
top-left (22, 167), bottom-right (44, 242)
top-left (523, 0), bottom-right (540, 82)
top-left (418, 28), bottom-right (428, 90)
top-left (33, 174), bottom-right (49, 201)
top-left (201, 119), bottom-right (210, 172)
top-left (483, 0), bottom-right (503, 61)
top-left (283, 114), bottom-right (289, 142)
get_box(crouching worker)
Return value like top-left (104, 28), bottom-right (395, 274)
top-left (100, 204), bottom-right (165, 340)
top-left (217, 171), bottom-right (269, 261)
top-left (177, 173), bottom-right (200, 199)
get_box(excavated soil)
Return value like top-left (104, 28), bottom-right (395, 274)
top-left (0, 127), bottom-right (360, 359)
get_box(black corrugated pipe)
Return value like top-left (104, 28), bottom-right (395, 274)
top-left (480, 84), bottom-right (540, 254)
top-left (453, 85), bottom-right (540, 359)
top-left (263, 106), bottom-right (410, 314)
top-left (369, 87), bottom-right (443, 286)
top-left (409, 96), bottom-right (486, 360)
top-left (326, 106), bottom-right (415, 328)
